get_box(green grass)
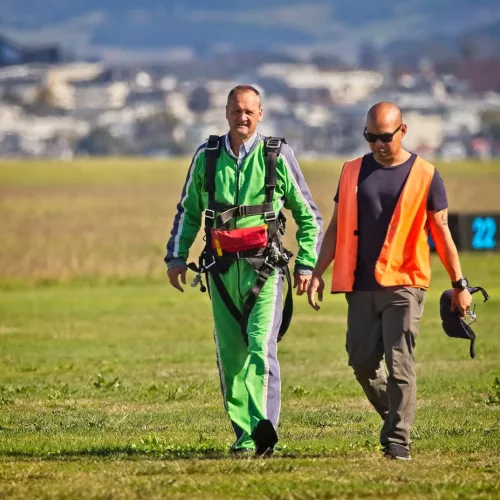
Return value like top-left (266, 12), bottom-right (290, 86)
top-left (0, 158), bottom-right (500, 498)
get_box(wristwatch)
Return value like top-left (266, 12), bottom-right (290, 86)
top-left (452, 277), bottom-right (469, 290)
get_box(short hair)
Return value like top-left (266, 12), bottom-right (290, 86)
top-left (227, 85), bottom-right (261, 107)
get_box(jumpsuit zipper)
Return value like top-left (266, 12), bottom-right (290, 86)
top-left (235, 157), bottom-right (244, 300)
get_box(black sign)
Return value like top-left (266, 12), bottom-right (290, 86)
top-left (429, 213), bottom-right (498, 251)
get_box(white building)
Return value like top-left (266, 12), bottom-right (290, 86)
top-left (257, 64), bottom-right (384, 104)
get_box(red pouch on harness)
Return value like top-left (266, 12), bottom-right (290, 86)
top-left (211, 225), bottom-right (268, 253)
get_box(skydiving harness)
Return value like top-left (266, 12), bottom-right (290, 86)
top-left (188, 135), bottom-right (294, 345)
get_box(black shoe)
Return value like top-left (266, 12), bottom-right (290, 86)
top-left (383, 443), bottom-right (412, 461)
top-left (252, 419), bottom-right (278, 458)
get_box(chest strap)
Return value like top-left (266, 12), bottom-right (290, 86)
top-left (190, 135), bottom-right (293, 345)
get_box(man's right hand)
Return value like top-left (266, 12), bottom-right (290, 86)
top-left (167, 267), bottom-right (187, 292)
top-left (307, 273), bottom-right (325, 311)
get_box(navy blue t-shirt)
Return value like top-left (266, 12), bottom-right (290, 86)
top-left (334, 153), bottom-right (448, 290)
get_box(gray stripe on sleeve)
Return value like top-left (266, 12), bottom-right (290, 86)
top-left (280, 144), bottom-right (323, 257)
top-left (165, 144), bottom-right (205, 262)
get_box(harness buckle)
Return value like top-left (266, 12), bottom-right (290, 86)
top-left (264, 211), bottom-right (276, 222)
top-left (265, 138), bottom-right (281, 150)
top-left (206, 139), bottom-right (219, 151)
top-left (260, 256), bottom-right (275, 277)
top-left (204, 255), bottom-right (216, 269)
top-left (205, 209), bottom-right (215, 219)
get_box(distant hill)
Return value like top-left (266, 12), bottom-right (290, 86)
top-left (1, 0), bottom-right (499, 62)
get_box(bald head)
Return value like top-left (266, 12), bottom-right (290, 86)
top-left (364, 102), bottom-right (409, 166)
top-left (367, 102), bottom-right (402, 129)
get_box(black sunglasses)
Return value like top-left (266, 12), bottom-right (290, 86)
top-left (363, 124), bottom-right (403, 143)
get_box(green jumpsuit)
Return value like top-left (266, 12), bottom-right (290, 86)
top-left (165, 133), bottom-right (322, 450)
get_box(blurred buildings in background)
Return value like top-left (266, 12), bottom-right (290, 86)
top-left (1, 32), bottom-right (500, 159)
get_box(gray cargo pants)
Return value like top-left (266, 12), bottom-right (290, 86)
top-left (345, 286), bottom-right (426, 450)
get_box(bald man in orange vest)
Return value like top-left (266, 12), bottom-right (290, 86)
top-left (307, 102), bottom-right (472, 460)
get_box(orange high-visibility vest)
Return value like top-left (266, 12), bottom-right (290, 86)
top-left (331, 155), bottom-right (435, 293)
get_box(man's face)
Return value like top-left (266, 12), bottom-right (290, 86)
top-left (365, 117), bottom-right (406, 163)
top-left (226, 91), bottom-right (262, 140)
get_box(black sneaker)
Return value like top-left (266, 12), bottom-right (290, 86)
top-left (252, 419), bottom-right (278, 458)
top-left (383, 443), bottom-right (412, 461)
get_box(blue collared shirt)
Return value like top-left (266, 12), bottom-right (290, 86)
top-left (225, 132), bottom-right (258, 169)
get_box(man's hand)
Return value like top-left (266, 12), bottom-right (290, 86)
top-left (307, 273), bottom-right (324, 311)
top-left (451, 288), bottom-right (472, 319)
top-left (167, 267), bottom-right (187, 292)
top-left (293, 272), bottom-right (311, 296)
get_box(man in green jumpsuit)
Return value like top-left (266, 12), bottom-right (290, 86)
top-left (165, 85), bottom-right (323, 456)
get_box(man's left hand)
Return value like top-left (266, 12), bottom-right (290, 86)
top-left (293, 272), bottom-right (311, 296)
top-left (451, 288), bottom-right (472, 319)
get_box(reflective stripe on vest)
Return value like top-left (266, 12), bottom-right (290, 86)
top-left (331, 155), bottom-right (435, 293)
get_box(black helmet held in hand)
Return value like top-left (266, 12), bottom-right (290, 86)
top-left (440, 286), bottom-right (490, 358)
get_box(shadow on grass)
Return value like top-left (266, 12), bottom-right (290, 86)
top-left (0, 444), bottom-right (231, 461)
top-left (0, 446), bottom-right (375, 462)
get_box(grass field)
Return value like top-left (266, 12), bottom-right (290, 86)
top-left (0, 158), bottom-right (499, 499)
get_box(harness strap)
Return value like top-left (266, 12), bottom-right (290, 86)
top-left (214, 202), bottom-right (275, 228)
top-left (264, 137), bottom-right (282, 202)
top-left (191, 135), bottom-right (293, 346)
top-left (208, 200), bottom-right (233, 213)
top-left (239, 262), bottom-right (293, 343)
top-left (219, 247), bottom-right (267, 260)
top-left (204, 135), bottom-right (223, 249)
top-left (205, 261), bottom-right (293, 346)
top-left (204, 135), bottom-right (221, 198)
top-left (205, 136), bottom-right (285, 229)
top-left (263, 137), bottom-right (284, 235)
top-left (210, 266), bottom-right (245, 335)
top-left (279, 266), bottom-right (293, 341)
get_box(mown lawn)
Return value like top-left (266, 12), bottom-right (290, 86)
top-left (0, 158), bottom-right (499, 499)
